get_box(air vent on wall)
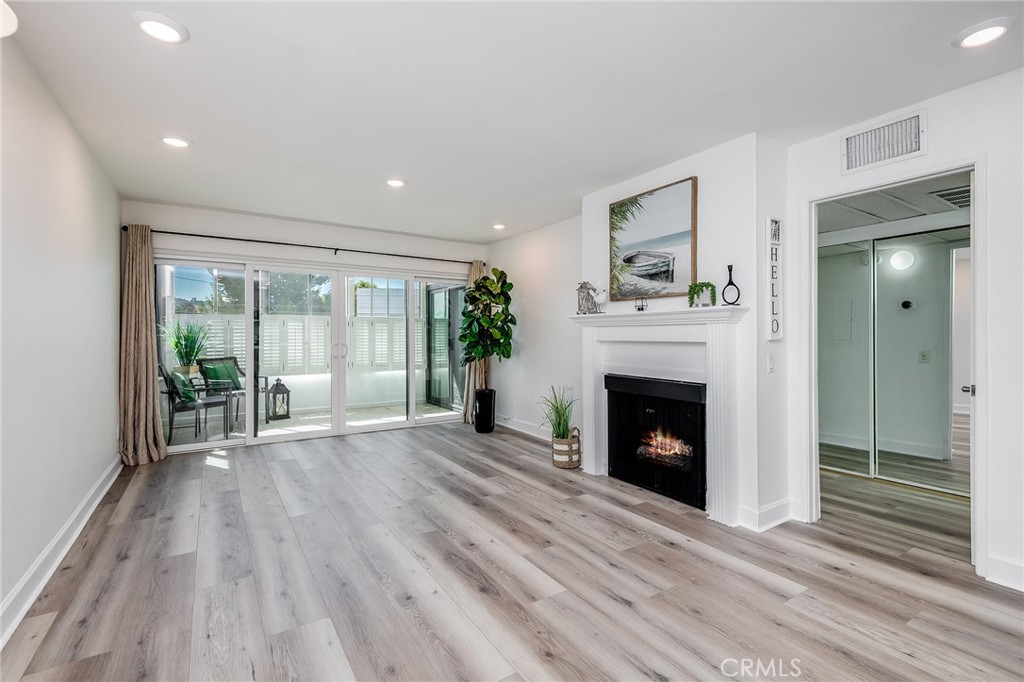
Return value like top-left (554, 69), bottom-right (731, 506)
top-left (930, 186), bottom-right (971, 209)
top-left (840, 110), bottom-right (927, 174)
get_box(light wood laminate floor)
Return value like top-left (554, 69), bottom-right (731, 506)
top-left (820, 412), bottom-right (971, 494)
top-left (4, 423), bottom-right (1021, 681)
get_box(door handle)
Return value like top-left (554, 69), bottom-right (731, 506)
top-left (961, 385), bottom-right (975, 395)
top-left (338, 343), bottom-right (349, 358)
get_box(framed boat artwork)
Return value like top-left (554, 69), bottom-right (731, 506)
top-left (609, 176), bottom-right (697, 301)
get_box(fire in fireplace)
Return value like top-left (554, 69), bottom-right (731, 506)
top-left (604, 374), bottom-right (706, 509)
top-left (637, 428), bottom-right (694, 468)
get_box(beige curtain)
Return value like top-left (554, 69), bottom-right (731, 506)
top-left (461, 260), bottom-right (487, 424)
top-left (118, 224), bottom-right (167, 466)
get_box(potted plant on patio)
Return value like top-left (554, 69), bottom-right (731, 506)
top-left (539, 385), bottom-right (580, 469)
top-left (161, 319), bottom-right (210, 377)
top-left (460, 267), bottom-right (516, 433)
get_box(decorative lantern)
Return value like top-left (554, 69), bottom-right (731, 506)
top-left (268, 378), bottom-right (291, 421)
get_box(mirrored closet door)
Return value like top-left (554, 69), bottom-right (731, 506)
top-left (816, 172), bottom-right (972, 496)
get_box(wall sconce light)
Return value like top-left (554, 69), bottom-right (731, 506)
top-left (890, 250), bottom-right (915, 271)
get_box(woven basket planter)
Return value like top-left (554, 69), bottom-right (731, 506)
top-left (551, 426), bottom-right (581, 469)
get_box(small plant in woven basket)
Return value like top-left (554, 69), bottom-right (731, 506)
top-left (539, 386), bottom-right (577, 439)
top-left (540, 386), bottom-right (581, 469)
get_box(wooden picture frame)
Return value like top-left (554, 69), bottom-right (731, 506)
top-left (609, 176), bottom-right (697, 301)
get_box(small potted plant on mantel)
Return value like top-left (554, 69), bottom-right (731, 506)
top-left (162, 319), bottom-right (210, 377)
top-left (687, 281), bottom-right (717, 308)
top-left (460, 267), bottom-right (517, 433)
top-left (539, 385), bottom-right (580, 469)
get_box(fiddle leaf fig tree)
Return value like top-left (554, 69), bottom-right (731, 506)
top-left (459, 267), bottom-right (516, 389)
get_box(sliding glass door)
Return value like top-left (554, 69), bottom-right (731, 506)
top-left (156, 261), bottom-right (464, 450)
top-left (154, 262), bottom-right (247, 448)
top-left (253, 268), bottom-right (334, 437)
top-left (345, 275), bottom-right (409, 427)
top-left (417, 282), bottom-right (465, 419)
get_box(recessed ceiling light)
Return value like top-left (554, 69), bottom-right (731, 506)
top-left (162, 136), bottom-right (191, 148)
top-left (1, 1), bottom-right (19, 38)
top-left (954, 17), bottom-right (1015, 48)
top-left (492, 224), bottom-right (506, 230)
top-left (387, 179), bottom-right (406, 188)
top-left (131, 11), bottom-right (190, 44)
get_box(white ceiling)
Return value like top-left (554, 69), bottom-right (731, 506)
top-left (8, 2), bottom-right (1023, 243)
top-left (817, 170), bottom-right (973, 233)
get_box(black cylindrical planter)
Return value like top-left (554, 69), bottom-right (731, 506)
top-left (474, 388), bottom-right (496, 433)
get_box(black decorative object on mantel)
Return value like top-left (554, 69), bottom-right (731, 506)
top-left (634, 297), bottom-right (648, 311)
top-left (721, 264), bottom-right (741, 306)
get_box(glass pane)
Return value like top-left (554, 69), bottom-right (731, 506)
top-left (155, 264), bottom-right (246, 447)
top-left (254, 269), bottom-right (333, 436)
top-left (347, 276), bottom-right (408, 426)
top-left (875, 229), bottom-right (968, 493)
top-left (415, 282), bottom-right (464, 420)
top-left (817, 241), bottom-right (872, 475)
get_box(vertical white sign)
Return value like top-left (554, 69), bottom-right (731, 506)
top-left (767, 218), bottom-right (783, 340)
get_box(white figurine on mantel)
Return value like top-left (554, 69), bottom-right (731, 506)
top-left (576, 281), bottom-right (605, 314)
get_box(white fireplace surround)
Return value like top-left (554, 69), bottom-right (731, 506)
top-left (571, 307), bottom-right (748, 526)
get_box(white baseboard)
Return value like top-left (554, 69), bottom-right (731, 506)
top-left (1, 456), bottom-right (123, 647)
top-left (738, 498), bottom-right (793, 532)
top-left (495, 414), bottom-right (550, 442)
top-left (983, 552), bottom-right (1024, 592)
top-left (818, 432), bottom-right (869, 451)
top-left (876, 437), bottom-right (948, 460)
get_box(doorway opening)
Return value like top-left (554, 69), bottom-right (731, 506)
top-left (816, 170), bottom-right (972, 507)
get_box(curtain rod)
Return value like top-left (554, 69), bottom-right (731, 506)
top-left (121, 225), bottom-right (474, 266)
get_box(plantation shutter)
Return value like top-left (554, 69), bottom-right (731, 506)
top-left (416, 319), bottom-right (426, 367)
top-left (261, 321), bottom-right (281, 372)
top-left (349, 318), bottom-right (371, 368)
top-left (373, 321), bottom-right (389, 367)
top-left (206, 318), bottom-right (228, 358)
top-left (283, 318), bottom-right (304, 373)
top-left (308, 317), bottom-right (329, 373)
top-left (390, 319), bottom-right (406, 368)
top-left (229, 317), bottom-right (246, 369)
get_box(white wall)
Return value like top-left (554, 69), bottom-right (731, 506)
top-left (122, 201), bottom-right (485, 282)
top-left (754, 135), bottom-right (791, 521)
top-left (580, 134), bottom-right (791, 530)
top-left (875, 241), bottom-right (953, 460)
top-left (1, 42), bottom-right (122, 640)
top-left (788, 68), bottom-right (1024, 590)
top-left (486, 216), bottom-right (583, 440)
top-left (951, 250), bottom-right (971, 414)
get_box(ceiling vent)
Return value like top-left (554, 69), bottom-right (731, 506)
top-left (930, 186), bottom-right (971, 209)
top-left (840, 110), bottom-right (927, 174)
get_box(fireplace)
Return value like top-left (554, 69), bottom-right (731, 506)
top-left (604, 373), bottom-right (707, 510)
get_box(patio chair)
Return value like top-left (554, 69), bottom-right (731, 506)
top-left (197, 357), bottom-right (270, 426)
top-left (158, 364), bottom-right (230, 444)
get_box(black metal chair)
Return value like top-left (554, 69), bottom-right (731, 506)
top-left (158, 364), bottom-right (230, 445)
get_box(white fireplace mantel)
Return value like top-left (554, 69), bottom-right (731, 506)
top-left (570, 307), bottom-right (748, 327)
top-left (570, 306), bottom-right (749, 526)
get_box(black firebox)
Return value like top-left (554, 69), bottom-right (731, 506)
top-left (605, 374), bottom-right (707, 510)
